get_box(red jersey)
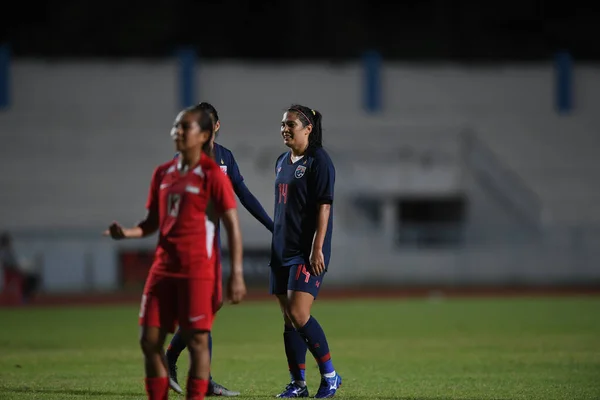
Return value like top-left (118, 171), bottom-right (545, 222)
top-left (145, 154), bottom-right (237, 279)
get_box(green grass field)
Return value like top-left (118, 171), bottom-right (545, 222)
top-left (1, 297), bottom-right (599, 399)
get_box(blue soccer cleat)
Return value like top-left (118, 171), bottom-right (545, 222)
top-left (276, 382), bottom-right (309, 398)
top-left (314, 373), bottom-right (342, 398)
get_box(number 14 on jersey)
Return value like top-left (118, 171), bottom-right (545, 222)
top-left (278, 183), bottom-right (288, 204)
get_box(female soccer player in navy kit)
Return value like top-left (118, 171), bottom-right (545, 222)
top-left (105, 104), bottom-right (247, 400)
top-left (271, 105), bottom-right (341, 398)
top-left (166, 102), bottom-right (274, 396)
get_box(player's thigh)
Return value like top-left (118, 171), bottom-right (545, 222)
top-left (139, 273), bottom-right (178, 334)
top-left (177, 278), bottom-right (215, 332)
top-left (287, 264), bottom-right (324, 299)
top-left (270, 265), bottom-right (292, 296)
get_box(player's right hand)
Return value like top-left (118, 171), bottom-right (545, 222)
top-left (226, 272), bottom-right (247, 304)
top-left (103, 222), bottom-right (126, 240)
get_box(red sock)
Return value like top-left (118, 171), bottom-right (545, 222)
top-left (145, 377), bottom-right (168, 400)
top-left (186, 377), bottom-right (209, 400)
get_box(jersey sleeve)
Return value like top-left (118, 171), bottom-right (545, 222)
top-left (209, 167), bottom-right (238, 214)
top-left (228, 152), bottom-right (274, 232)
top-left (312, 151), bottom-right (335, 204)
top-left (227, 151), bottom-right (244, 187)
top-left (145, 167), bottom-right (161, 214)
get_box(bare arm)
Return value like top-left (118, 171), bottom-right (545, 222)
top-left (308, 150), bottom-right (335, 275)
top-left (312, 203), bottom-right (331, 253)
top-left (221, 208), bottom-right (246, 304)
top-left (309, 203), bottom-right (331, 276)
top-left (221, 208), bottom-right (243, 274)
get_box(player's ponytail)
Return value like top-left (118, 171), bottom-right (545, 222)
top-left (308, 109), bottom-right (323, 149)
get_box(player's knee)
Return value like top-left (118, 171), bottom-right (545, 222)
top-left (186, 331), bottom-right (210, 354)
top-left (285, 303), bottom-right (310, 329)
top-left (139, 330), bottom-right (162, 356)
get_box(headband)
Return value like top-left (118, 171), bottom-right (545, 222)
top-left (290, 108), bottom-right (316, 125)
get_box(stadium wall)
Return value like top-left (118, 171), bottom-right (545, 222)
top-left (1, 60), bottom-right (600, 292)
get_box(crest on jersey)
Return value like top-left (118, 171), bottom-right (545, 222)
top-left (295, 165), bottom-right (307, 179)
top-left (220, 165), bottom-right (228, 175)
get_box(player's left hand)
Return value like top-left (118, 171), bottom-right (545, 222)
top-left (226, 272), bottom-right (247, 304)
top-left (309, 249), bottom-right (325, 276)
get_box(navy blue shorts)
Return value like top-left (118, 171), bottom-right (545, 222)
top-left (269, 264), bottom-right (324, 299)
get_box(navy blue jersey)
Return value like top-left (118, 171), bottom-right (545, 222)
top-left (271, 147), bottom-right (335, 268)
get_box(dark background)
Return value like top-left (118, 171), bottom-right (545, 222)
top-left (3, 0), bottom-right (600, 61)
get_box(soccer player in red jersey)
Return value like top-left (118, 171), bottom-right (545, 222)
top-left (166, 102), bottom-right (273, 396)
top-left (104, 104), bottom-right (247, 400)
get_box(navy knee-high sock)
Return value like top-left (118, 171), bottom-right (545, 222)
top-left (297, 316), bottom-right (335, 375)
top-left (166, 328), bottom-right (186, 362)
top-left (283, 325), bottom-right (307, 382)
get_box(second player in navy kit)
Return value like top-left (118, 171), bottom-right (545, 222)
top-left (166, 102), bottom-right (274, 396)
top-left (271, 105), bottom-right (342, 398)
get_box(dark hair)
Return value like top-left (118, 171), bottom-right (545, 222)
top-left (184, 104), bottom-right (215, 157)
top-left (197, 102), bottom-right (219, 124)
top-left (287, 104), bottom-right (323, 149)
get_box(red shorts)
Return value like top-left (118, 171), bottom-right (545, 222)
top-left (139, 271), bottom-right (218, 333)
